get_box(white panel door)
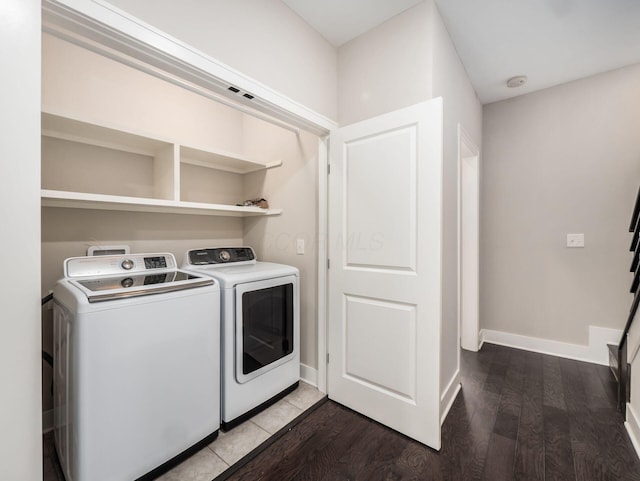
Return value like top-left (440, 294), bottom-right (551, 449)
top-left (328, 99), bottom-right (443, 448)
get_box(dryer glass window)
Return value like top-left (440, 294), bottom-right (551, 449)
top-left (241, 283), bottom-right (294, 375)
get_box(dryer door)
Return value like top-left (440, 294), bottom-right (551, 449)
top-left (234, 275), bottom-right (298, 384)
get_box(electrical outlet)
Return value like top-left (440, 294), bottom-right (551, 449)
top-left (296, 238), bottom-right (305, 255)
top-left (566, 233), bottom-right (585, 248)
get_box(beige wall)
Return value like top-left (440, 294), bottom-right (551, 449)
top-left (106, 0), bottom-right (337, 121)
top-left (431, 6), bottom-right (482, 395)
top-left (481, 63), bottom-right (640, 345)
top-left (243, 116), bottom-right (319, 368)
top-left (0, 0), bottom-right (42, 478)
top-left (337, 0), bottom-right (435, 126)
top-left (41, 35), bottom-right (319, 412)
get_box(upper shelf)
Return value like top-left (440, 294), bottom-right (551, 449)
top-left (180, 145), bottom-right (281, 174)
top-left (41, 111), bottom-right (171, 157)
top-left (41, 110), bottom-right (281, 174)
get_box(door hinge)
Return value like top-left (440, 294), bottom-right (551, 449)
top-left (327, 259), bottom-right (330, 269)
top-left (327, 164), bottom-right (331, 175)
top-left (326, 353), bottom-right (330, 364)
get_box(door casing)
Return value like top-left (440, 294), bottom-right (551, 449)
top-left (458, 125), bottom-right (480, 352)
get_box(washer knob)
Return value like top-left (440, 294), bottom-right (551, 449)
top-left (218, 250), bottom-right (231, 262)
top-left (121, 259), bottom-right (135, 270)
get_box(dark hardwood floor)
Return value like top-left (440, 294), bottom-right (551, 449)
top-left (223, 344), bottom-right (640, 481)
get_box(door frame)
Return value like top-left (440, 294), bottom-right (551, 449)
top-left (316, 137), bottom-right (329, 392)
top-left (457, 125), bottom-right (480, 352)
top-left (43, 0), bottom-right (332, 392)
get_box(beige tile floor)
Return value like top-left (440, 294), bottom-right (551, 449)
top-left (156, 381), bottom-right (325, 481)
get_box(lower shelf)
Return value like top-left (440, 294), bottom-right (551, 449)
top-left (41, 190), bottom-right (282, 217)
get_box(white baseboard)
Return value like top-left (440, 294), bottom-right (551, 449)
top-left (43, 409), bottom-right (54, 434)
top-left (300, 363), bottom-right (318, 388)
top-left (440, 369), bottom-right (461, 426)
top-left (479, 326), bottom-right (622, 366)
top-left (626, 403), bottom-right (640, 460)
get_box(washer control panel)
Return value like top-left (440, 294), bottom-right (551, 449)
top-left (65, 253), bottom-right (177, 278)
top-left (187, 247), bottom-right (256, 266)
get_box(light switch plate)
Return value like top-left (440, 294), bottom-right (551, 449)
top-left (296, 238), bottom-right (305, 255)
top-left (566, 233), bottom-right (585, 248)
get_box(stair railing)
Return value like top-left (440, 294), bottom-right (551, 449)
top-left (619, 185), bottom-right (640, 414)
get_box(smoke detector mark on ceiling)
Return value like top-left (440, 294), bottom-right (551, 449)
top-left (506, 75), bottom-right (527, 88)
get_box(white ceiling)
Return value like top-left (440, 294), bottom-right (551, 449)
top-left (283, 0), bottom-right (640, 104)
top-left (281, 0), bottom-right (424, 47)
top-left (435, 0), bottom-right (640, 103)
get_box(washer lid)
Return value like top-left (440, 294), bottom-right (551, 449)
top-left (63, 253), bottom-right (214, 302)
top-left (69, 270), bottom-right (214, 303)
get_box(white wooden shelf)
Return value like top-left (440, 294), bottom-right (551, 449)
top-left (41, 190), bottom-right (282, 217)
top-left (42, 111), bottom-right (172, 156)
top-left (180, 145), bottom-right (281, 174)
top-left (41, 110), bottom-right (283, 216)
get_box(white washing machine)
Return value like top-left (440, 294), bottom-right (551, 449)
top-left (183, 247), bottom-right (300, 430)
top-left (53, 253), bottom-right (220, 481)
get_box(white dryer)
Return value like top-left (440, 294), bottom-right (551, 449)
top-left (53, 253), bottom-right (220, 481)
top-left (183, 247), bottom-right (300, 430)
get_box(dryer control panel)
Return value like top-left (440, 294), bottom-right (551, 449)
top-left (187, 247), bottom-right (256, 266)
